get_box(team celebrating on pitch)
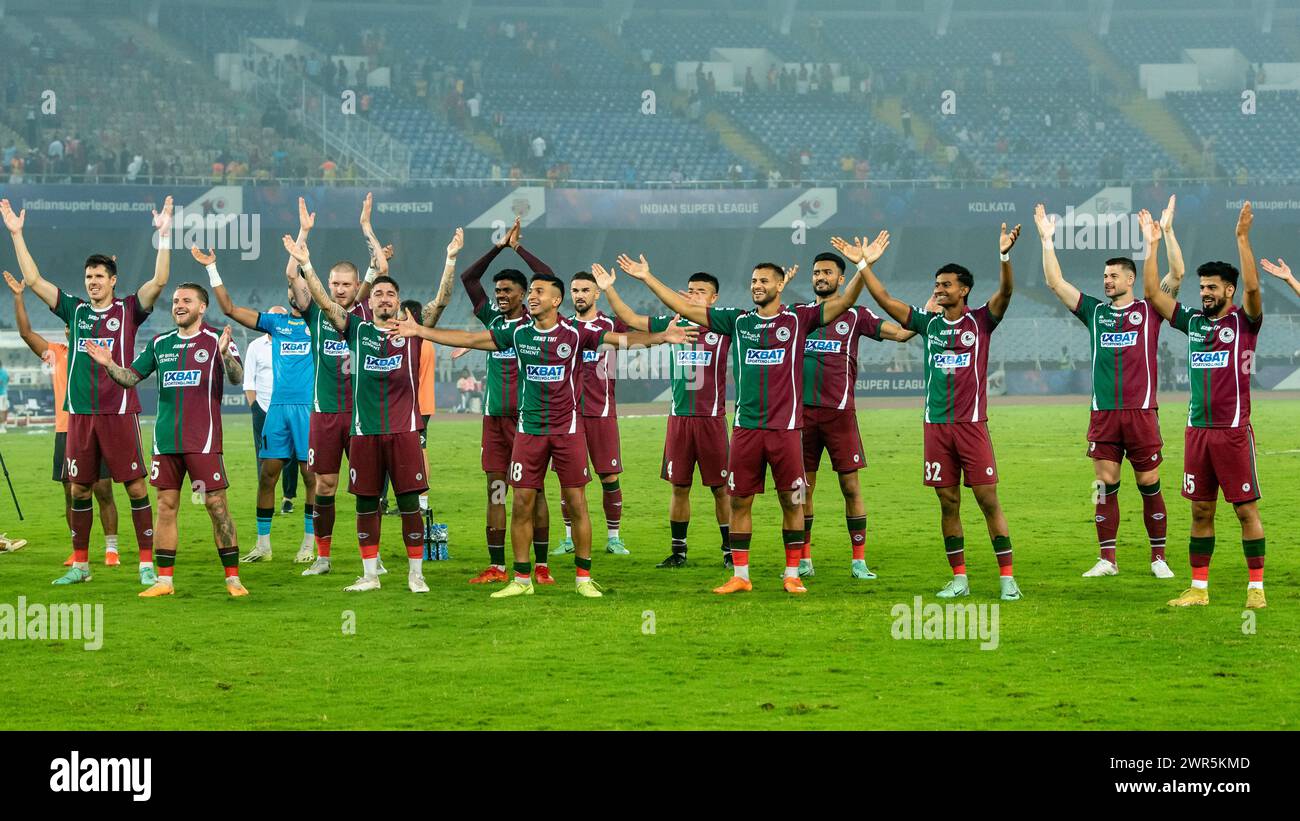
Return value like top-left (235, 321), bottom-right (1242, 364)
top-left (0, 191), bottom-right (1273, 608)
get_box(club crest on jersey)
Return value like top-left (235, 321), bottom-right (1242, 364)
top-left (835, 320), bottom-right (850, 335)
top-left (933, 352), bottom-right (972, 369)
top-left (323, 340), bottom-right (349, 357)
top-left (162, 369), bottom-right (202, 388)
top-left (960, 330), bottom-right (976, 347)
top-left (390, 336), bottom-right (406, 349)
top-left (1100, 331), bottom-right (1139, 348)
top-left (1190, 350), bottom-right (1230, 369)
top-left (805, 339), bottom-right (843, 354)
top-left (76, 337), bottom-right (114, 353)
top-left (279, 340), bottom-right (310, 356)
top-left (582, 350), bottom-right (600, 363)
top-left (363, 353), bottom-right (403, 372)
top-left (775, 327), bottom-right (792, 342)
top-left (556, 343), bottom-right (573, 359)
top-left (745, 348), bottom-right (786, 365)
top-left (676, 350), bottom-right (713, 366)
top-left (1218, 326), bottom-right (1236, 344)
top-left (105, 317), bottom-right (121, 332)
top-left (705, 332), bottom-right (720, 345)
top-left (1129, 311), bottom-right (1144, 325)
top-left (194, 348), bottom-right (210, 363)
top-left (525, 364), bottom-right (565, 382)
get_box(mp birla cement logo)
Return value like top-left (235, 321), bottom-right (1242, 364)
top-left (50, 751), bottom-right (151, 801)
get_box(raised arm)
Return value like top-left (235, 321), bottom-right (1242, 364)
top-left (287, 196), bottom-right (315, 312)
top-left (283, 235), bottom-right (348, 333)
top-left (820, 232), bottom-right (890, 323)
top-left (1237, 201), bottom-right (1261, 320)
top-left (83, 340), bottom-right (142, 388)
top-left (194, 247), bottom-right (261, 331)
top-left (423, 228), bottom-right (463, 328)
top-left (357, 192), bottom-right (387, 302)
top-left (1139, 210), bottom-right (1175, 321)
top-left (137, 195), bottom-right (174, 310)
top-left (987, 222), bottom-right (1020, 320)
top-left (614, 253), bottom-right (709, 326)
top-left (830, 234), bottom-right (910, 325)
top-left (591, 264), bottom-right (650, 331)
top-left (0, 199), bottom-right (57, 308)
top-left (509, 219), bottom-right (555, 278)
top-left (878, 321), bottom-right (917, 342)
top-left (1157, 195), bottom-right (1185, 298)
top-left (3, 270), bottom-right (49, 357)
top-left (387, 311), bottom-right (498, 350)
top-left (459, 227), bottom-right (510, 314)
top-left (218, 326), bottom-right (244, 385)
top-left (1034, 204), bottom-right (1081, 310)
top-left (1259, 257), bottom-right (1300, 299)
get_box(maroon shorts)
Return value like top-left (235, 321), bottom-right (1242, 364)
top-left (480, 414), bottom-right (518, 474)
top-left (510, 431), bottom-right (590, 489)
top-left (1182, 426), bottom-right (1260, 504)
top-left (150, 452), bottom-right (229, 492)
top-left (727, 427), bottom-right (805, 497)
top-left (582, 415), bottom-right (623, 476)
top-left (661, 415), bottom-right (730, 487)
top-left (1087, 408), bottom-right (1163, 469)
top-left (923, 421), bottom-right (998, 487)
top-left (802, 405), bottom-right (866, 473)
top-left (348, 431), bottom-right (428, 496)
top-left (308, 411), bottom-right (352, 475)
top-left (65, 413), bottom-right (146, 484)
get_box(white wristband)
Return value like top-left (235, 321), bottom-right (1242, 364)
top-left (999, 252), bottom-right (1010, 262)
top-left (444, 256), bottom-right (455, 269)
top-left (364, 266), bottom-right (378, 284)
top-left (157, 235), bottom-right (171, 250)
top-left (856, 258), bottom-right (868, 272)
top-left (301, 261), bottom-right (314, 275)
top-left (205, 262), bottom-right (222, 288)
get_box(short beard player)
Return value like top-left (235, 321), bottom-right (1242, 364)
top-left (598, 269), bottom-right (732, 569)
top-left (617, 245), bottom-right (878, 596)
top-left (287, 196), bottom-right (388, 577)
top-left (799, 249), bottom-right (917, 580)
top-left (859, 223), bottom-right (1025, 601)
top-left (1, 196), bottom-right (174, 587)
top-left (558, 270), bottom-right (630, 557)
top-left (1036, 197), bottom-right (1185, 579)
top-left (459, 218), bottom-right (552, 585)
top-left (85, 284), bottom-right (248, 597)
top-left (1143, 204), bottom-right (1267, 610)
top-left (392, 271), bottom-right (691, 598)
top-left (289, 235), bottom-right (429, 593)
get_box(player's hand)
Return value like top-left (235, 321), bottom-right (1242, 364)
top-left (1260, 257), bottom-right (1294, 283)
top-left (360, 191), bottom-right (374, 233)
top-left (1033, 203), bottom-right (1056, 242)
top-left (507, 216), bottom-right (522, 249)
top-left (446, 227), bottom-right (464, 259)
top-left (83, 339), bottom-right (113, 366)
top-left (1236, 201), bottom-right (1253, 238)
top-left (2, 269), bottom-right (23, 295)
top-left (999, 222), bottom-right (1021, 255)
top-left (662, 315), bottom-right (696, 344)
top-left (381, 243), bottom-right (394, 261)
top-left (1159, 194), bottom-right (1176, 233)
top-left (385, 311), bottom-right (424, 338)
top-left (616, 253), bottom-right (651, 281)
top-left (781, 264), bottom-right (798, 288)
top-left (218, 325), bottom-right (234, 355)
top-left (298, 196), bottom-right (316, 233)
top-left (496, 216), bottom-right (520, 248)
top-left (282, 235), bottom-right (311, 265)
top-left (190, 246), bottom-right (215, 266)
top-left (1139, 209), bottom-right (1161, 245)
top-left (862, 230), bottom-right (890, 265)
top-left (829, 236), bottom-right (865, 265)
top-left (591, 262), bottom-right (616, 291)
top-left (923, 294), bottom-right (941, 313)
top-left (0, 199), bottom-right (25, 234)
top-left (152, 195), bottom-right (174, 236)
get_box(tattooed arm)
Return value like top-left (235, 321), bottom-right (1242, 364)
top-left (83, 340), bottom-right (143, 387)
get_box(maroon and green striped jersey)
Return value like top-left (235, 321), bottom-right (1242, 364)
top-left (647, 314), bottom-right (730, 417)
top-left (904, 303), bottom-right (1000, 424)
top-left (52, 289), bottom-right (152, 415)
top-left (1170, 303), bottom-right (1261, 428)
top-left (489, 318), bottom-right (607, 435)
top-left (706, 303), bottom-right (824, 431)
top-left (128, 323), bottom-right (238, 454)
top-left (473, 301), bottom-right (524, 417)
top-left (575, 312), bottom-right (629, 418)
top-left (306, 299), bottom-right (372, 414)
top-left (801, 305), bottom-right (884, 410)
top-left (1071, 295), bottom-right (1161, 411)
top-left (345, 312), bottom-right (421, 435)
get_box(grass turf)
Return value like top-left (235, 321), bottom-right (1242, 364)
top-left (0, 398), bottom-right (1297, 730)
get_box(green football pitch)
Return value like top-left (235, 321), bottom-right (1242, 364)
top-left (0, 398), bottom-right (1296, 730)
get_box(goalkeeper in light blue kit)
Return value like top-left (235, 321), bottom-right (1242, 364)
top-left (191, 246), bottom-right (319, 563)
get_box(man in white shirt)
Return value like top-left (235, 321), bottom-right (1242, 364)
top-left (243, 305), bottom-right (299, 512)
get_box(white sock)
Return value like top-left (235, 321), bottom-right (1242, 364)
top-left (1248, 580), bottom-right (1263, 590)
top-left (74, 561), bottom-right (90, 572)
top-left (418, 494), bottom-right (429, 511)
top-left (139, 561), bottom-right (154, 570)
top-left (105, 536), bottom-right (119, 553)
top-left (734, 564), bottom-right (750, 581)
top-left (1191, 578), bottom-right (1208, 589)
top-left (362, 557), bottom-right (378, 577)
top-left (408, 558), bottom-right (422, 575)
top-left (493, 564), bottom-right (506, 571)
top-left (608, 527), bottom-right (620, 540)
top-left (565, 524), bottom-right (573, 539)
top-left (256, 534), bottom-right (270, 549)
top-left (225, 574), bottom-right (240, 585)
top-left (158, 575), bottom-right (174, 587)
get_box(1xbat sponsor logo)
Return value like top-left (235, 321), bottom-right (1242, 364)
top-left (933, 352), bottom-right (972, 369)
top-left (745, 348), bottom-right (786, 365)
top-left (323, 339), bottom-right (349, 357)
top-left (1100, 331), bottom-right (1139, 348)
top-left (363, 354), bottom-right (403, 372)
top-left (676, 350), bottom-right (713, 366)
top-left (161, 369), bottom-right (202, 388)
top-left (1190, 350), bottom-right (1230, 369)
top-left (805, 339), bottom-right (843, 354)
top-left (279, 340), bottom-right (310, 356)
top-left (76, 337), bottom-right (114, 353)
top-left (525, 364), bottom-right (565, 382)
